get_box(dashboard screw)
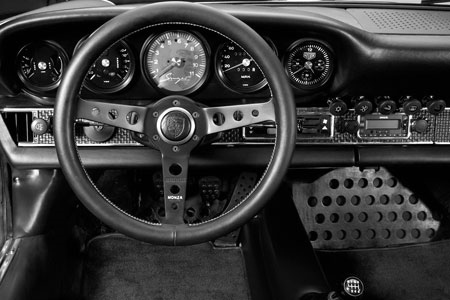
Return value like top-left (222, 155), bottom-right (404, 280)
top-left (192, 112), bottom-right (199, 118)
top-left (193, 135), bottom-right (199, 141)
top-left (172, 146), bottom-right (179, 152)
top-left (152, 135), bottom-right (159, 141)
top-left (153, 111), bottom-right (159, 118)
top-left (173, 100), bottom-right (180, 106)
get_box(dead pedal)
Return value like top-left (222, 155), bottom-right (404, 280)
top-left (293, 167), bottom-right (441, 249)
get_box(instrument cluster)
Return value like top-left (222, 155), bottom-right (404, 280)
top-left (14, 28), bottom-right (335, 99)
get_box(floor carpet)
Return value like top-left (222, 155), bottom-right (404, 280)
top-left (82, 234), bottom-right (251, 300)
top-left (317, 239), bottom-right (450, 300)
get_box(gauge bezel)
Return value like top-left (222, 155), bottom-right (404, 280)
top-left (215, 37), bottom-right (276, 94)
top-left (81, 39), bottom-right (135, 94)
top-left (283, 39), bottom-right (334, 90)
top-left (141, 30), bottom-right (210, 96)
top-left (16, 40), bottom-right (68, 93)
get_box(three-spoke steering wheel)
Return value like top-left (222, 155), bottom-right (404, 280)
top-left (54, 1), bottom-right (296, 245)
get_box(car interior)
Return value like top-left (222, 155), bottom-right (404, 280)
top-left (1, 0), bottom-right (450, 299)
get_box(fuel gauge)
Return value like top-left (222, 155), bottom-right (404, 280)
top-left (17, 41), bottom-right (68, 93)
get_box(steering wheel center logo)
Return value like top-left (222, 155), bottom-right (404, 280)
top-left (166, 115), bottom-right (186, 139)
top-left (157, 107), bottom-right (195, 144)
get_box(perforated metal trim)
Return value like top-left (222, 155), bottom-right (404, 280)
top-left (348, 9), bottom-right (450, 34)
top-left (294, 167), bottom-right (441, 250)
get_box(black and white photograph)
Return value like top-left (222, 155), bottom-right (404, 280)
top-left (0, 0), bottom-right (449, 299)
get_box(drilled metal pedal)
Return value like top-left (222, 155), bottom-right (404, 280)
top-left (293, 167), bottom-right (440, 249)
top-left (214, 172), bottom-right (258, 247)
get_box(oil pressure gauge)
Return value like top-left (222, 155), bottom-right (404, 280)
top-left (284, 40), bottom-right (333, 89)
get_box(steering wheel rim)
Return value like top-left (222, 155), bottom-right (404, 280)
top-left (54, 1), bottom-right (296, 246)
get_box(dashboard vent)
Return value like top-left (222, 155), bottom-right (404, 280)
top-left (1, 111), bottom-right (33, 144)
top-left (347, 9), bottom-right (450, 34)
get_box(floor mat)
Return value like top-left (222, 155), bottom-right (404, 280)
top-left (317, 239), bottom-right (450, 300)
top-left (82, 234), bottom-right (251, 300)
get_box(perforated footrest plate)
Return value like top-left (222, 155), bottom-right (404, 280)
top-left (293, 167), bottom-right (440, 249)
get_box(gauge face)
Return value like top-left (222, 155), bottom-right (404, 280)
top-left (143, 31), bottom-right (208, 94)
top-left (17, 41), bottom-right (67, 92)
top-left (216, 41), bottom-right (266, 93)
top-left (285, 40), bottom-right (333, 89)
top-left (84, 41), bottom-right (134, 93)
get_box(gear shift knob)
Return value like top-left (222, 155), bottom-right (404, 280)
top-left (342, 276), bottom-right (364, 299)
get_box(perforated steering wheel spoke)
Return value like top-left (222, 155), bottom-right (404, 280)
top-left (202, 99), bottom-right (275, 135)
top-left (77, 98), bottom-right (149, 133)
top-left (160, 153), bottom-right (190, 225)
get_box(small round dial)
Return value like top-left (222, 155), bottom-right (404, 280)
top-left (216, 41), bottom-right (266, 93)
top-left (143, 30), bottom-right (208, 94)
top-left (17, 41), bottom-right (67, 92)
top-left (84, 41), bottom-right (134, 93)
top-left (285, 40), bottom-right (333, 89)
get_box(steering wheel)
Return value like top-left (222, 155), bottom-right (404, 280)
top-left (54, 1), bottom-right (296, 246)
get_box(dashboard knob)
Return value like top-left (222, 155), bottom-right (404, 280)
top-left (354, 96), bottom-right (373, 115)
top-left (425, 96), bottom-right (446, 115)
top-left (328, 98), bottom-right (348, 116)
top-left (412, 118), bottom-right (428, 133)
top-left (376, 96), bottom-right (396, 115)
top-left (83, 125), bottom-right (115, 142)
top-left (344, 120), bottom-right (359, 134)
top-left (402, 97), bottom-right (422, 115)
top-left (30, 118), bottom-right (48, 135)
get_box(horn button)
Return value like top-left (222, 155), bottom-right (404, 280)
top-left (157, 107), bottom-right (195, 145)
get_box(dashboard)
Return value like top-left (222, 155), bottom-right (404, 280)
top-left (2, 1), bottom-right (450, 168)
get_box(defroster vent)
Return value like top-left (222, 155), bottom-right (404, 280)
top-left (1, 111), bottom-right (33, 144)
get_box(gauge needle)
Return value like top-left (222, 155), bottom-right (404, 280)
top-left (154, 62), bottom-right (176, 79)
top-left (154, 57), bottom-right (183, 79)
top-left (291, 66), bottom-right (305, 75)
top-left (304, 61), bottom-right (315, 74)
top-left (224, 58), bottom-right (253, 72)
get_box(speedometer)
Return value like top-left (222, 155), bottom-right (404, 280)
top-left (216, 41), bottom-right (267, 93)
top-left (142, 30), bottom-right (208, 94)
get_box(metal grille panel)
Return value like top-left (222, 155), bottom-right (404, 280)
top-left (348, 9), bottom-right (450, 34)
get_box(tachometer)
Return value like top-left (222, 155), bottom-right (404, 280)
top-left (84, 40), bottom-right (135, 93)
top-left (284, 40), bottom-right (333, 89)
top-left (17, 41), bottom-right (68, 93)
top-left (142, 30), bottom-right (208, 94)
top-left (216, 41), bottom-right (267, 93)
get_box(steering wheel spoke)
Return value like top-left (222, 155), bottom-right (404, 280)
top-left (77, 98), bottom-right (148, 133)
top-left (202, 99), bottom-right (275, 135)
top-left (161, 153), bottom-right (189, 225)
